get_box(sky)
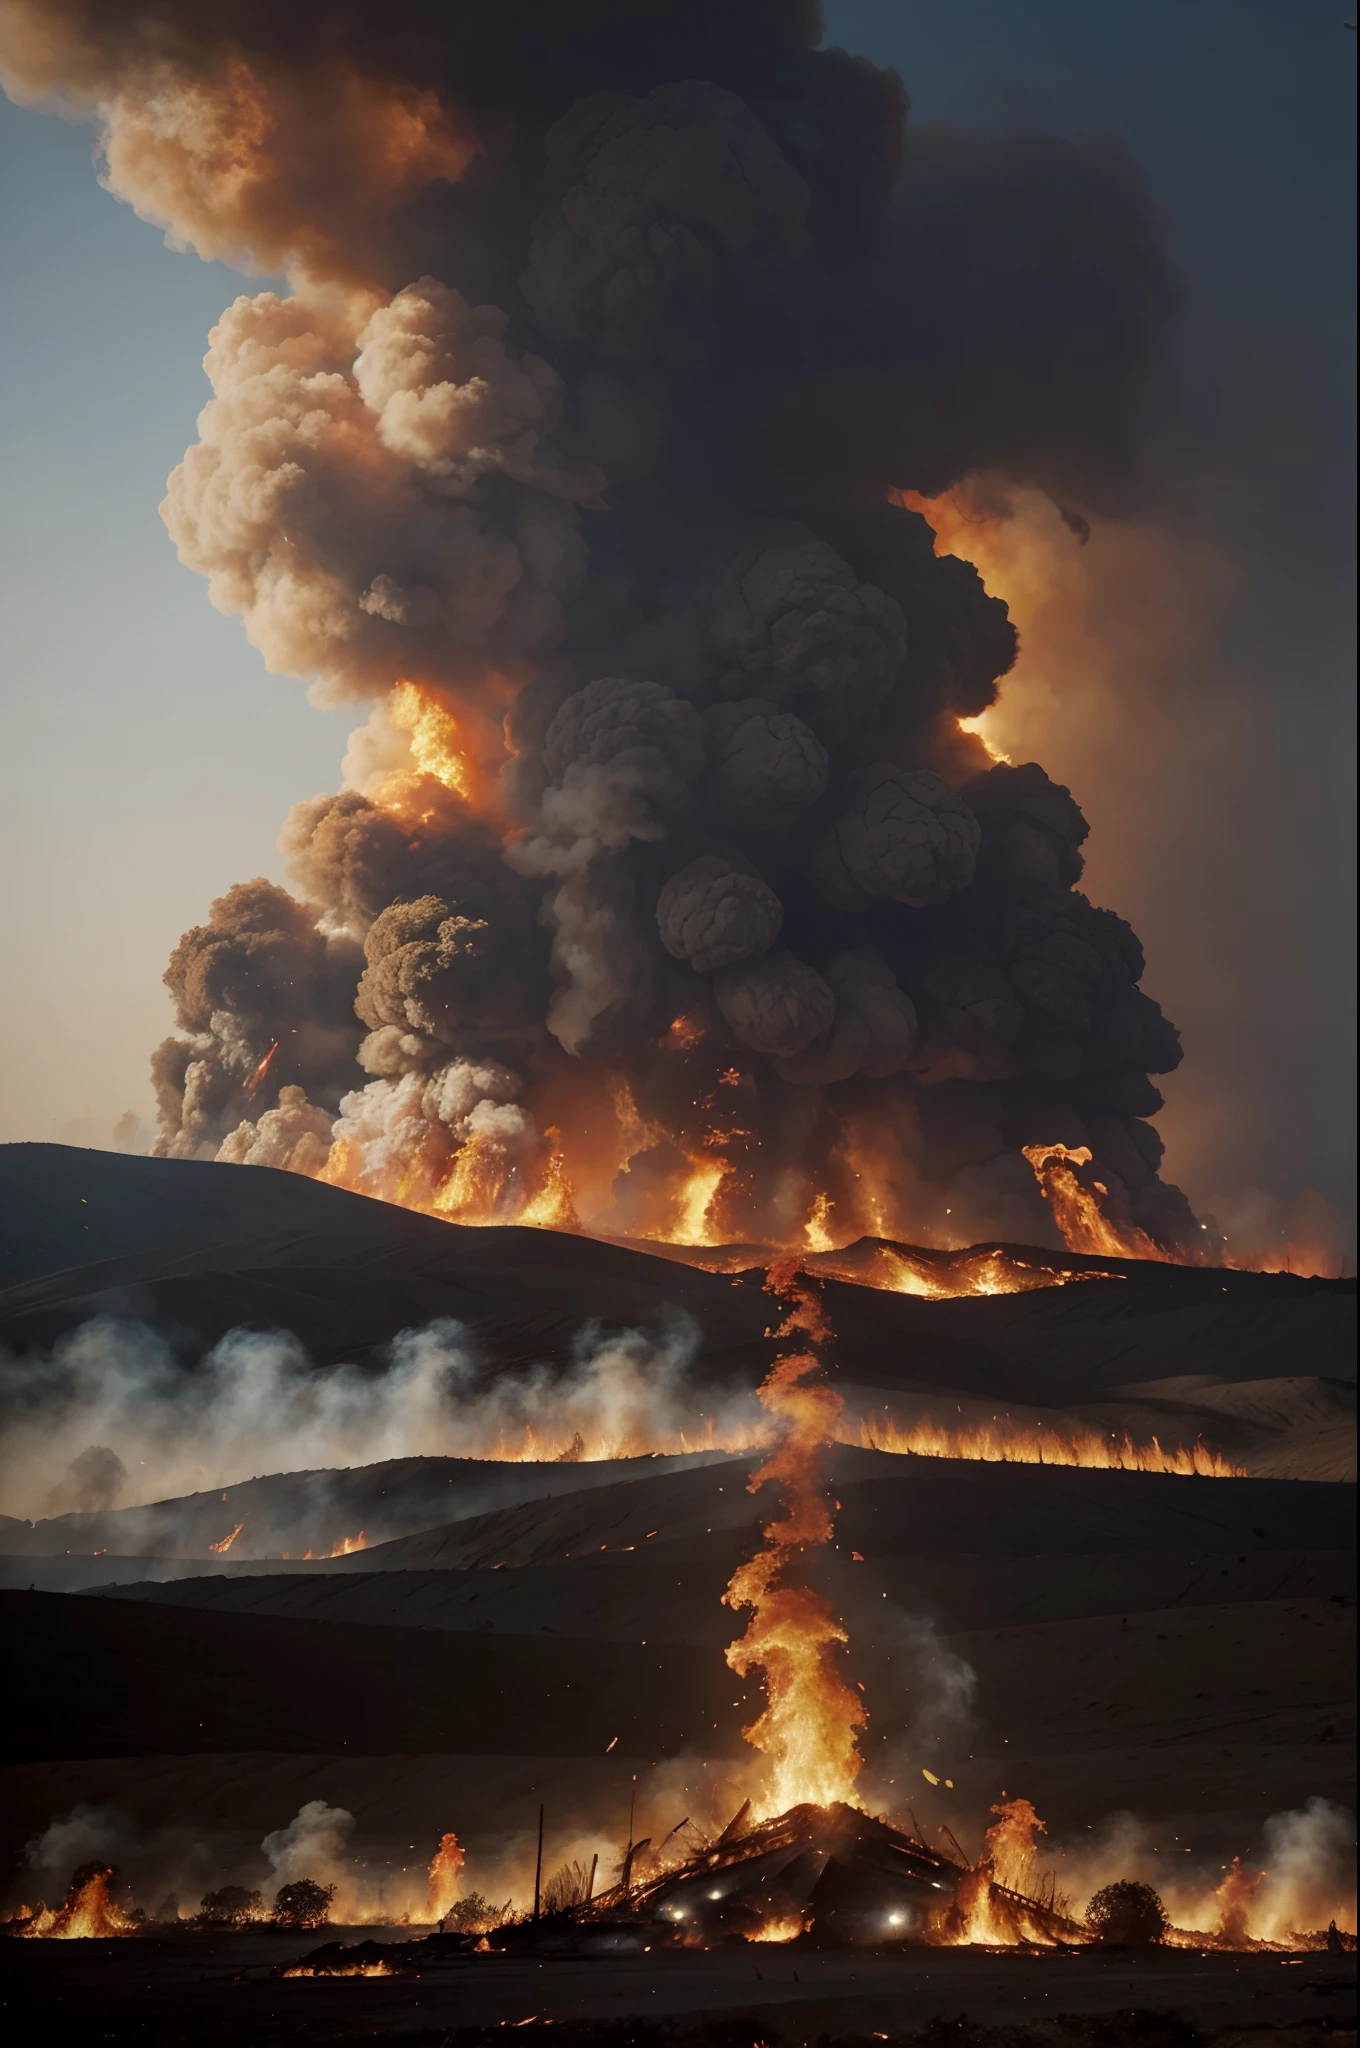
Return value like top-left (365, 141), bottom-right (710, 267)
top-left (1, 1), bottom-right (1355, 1244)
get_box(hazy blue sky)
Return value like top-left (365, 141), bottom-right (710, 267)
top-left (2, 1), bottom-right (1354, 1238)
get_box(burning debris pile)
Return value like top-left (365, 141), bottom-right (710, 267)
top-left (261, 1800), bottom-right (1078, 1962)
top-left (0, 0), bottom-right (1206, 1262)
top-left (598, 1800), bottom-right (976, 1948)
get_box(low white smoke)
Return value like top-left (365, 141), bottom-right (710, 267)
top-left (18, 1802), bottom-right (228, 1926)
top-left (25, 1804), bottom-right (125, 1875)
top-left (262, 1800), bottom-right (355, 1890)
top-left (14, 1799), bottom-right (434, 1927)
top-left (0, 1307), bottom-right (755, 1521)
top-left (1254, 1797), bottom-right (1357, 1941)
top-left (1046, 1798), bottom-right (1357, 1940)
top-left (259, 1798), bottom-right (424, 1921)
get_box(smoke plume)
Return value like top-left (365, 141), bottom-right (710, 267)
top-left (0, 1308), bottom-right (750, 1520)
top-left (1047, 1798), bottom-right (1357, 1945)
top-left (262, 1801), bottom-right (355, 1891)
top-left (1, 1), bottom-right (1205, 1254)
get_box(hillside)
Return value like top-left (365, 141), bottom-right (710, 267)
top-left (0, 1143), bottom-right (1353, 1922)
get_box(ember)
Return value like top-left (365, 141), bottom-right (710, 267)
top-left (283, 1939), bottom-right (411, 1978)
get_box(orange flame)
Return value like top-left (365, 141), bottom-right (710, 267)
top-left (426, 1832), bottom-right (467, 1923)
top-left (328, 1530), bottom-right (366, 1556)
top-left (803, 1192), bottom-right (836, 1254)
top-left (853, 1410), bottom-right (1244, 1478)
top-left (244, 1039), bottom-right (280, 1099)
top-left (667, 1157), bottom-right (728, 1246)
top-left (949, 1799), bottom-right (1063, 1947)
top-left (380, 678), bottom-right (476, 806)
top-left (746, 1912), bottom-right (809, 1943)
top-left (208, 1522), bottom-right (244, 1553)
top-left (516, 1129), bottom-right (580, 1232)
top-left (846, 1244), bottom-right (1102, 1299)
top-left (1215, 1859), bottom-right (1265, 1945)
top-left (724, 1262), bottom-right (866, 1815)
top-left (955, 711), bottom-right (1012, 764)
top-left (15, 1867), bottom-right (137, 1939)
top-left (325, 1120), bottom-right (579, 1235)
top-left (1021, 1143), bottom-right (1167, 1262)
top-left (283, 1961), bottom-right (398, 1977)
top-left (984, 1798), bottom-right (1046, 1892)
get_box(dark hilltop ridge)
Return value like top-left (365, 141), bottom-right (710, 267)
top-left (1, 1139), bottom-right (1353, 1368)
top-left (0, 1142), bottom-right (1354, 2036)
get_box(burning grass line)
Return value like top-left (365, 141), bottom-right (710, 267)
top-left (851, 1413), bottom-right (1247, 1478)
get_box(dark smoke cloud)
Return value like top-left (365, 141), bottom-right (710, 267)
top-left (0, 0), bottom-right (1201, 1247)
top-left (151, 879), bottom-right (362, 1161)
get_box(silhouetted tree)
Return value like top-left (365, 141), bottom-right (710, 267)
top-left (197, 1885), bottom-right (263, 1927)
top-left (442, 1891), bottom-right (504, 1934)
top-left (1087, 1880), bottom-right (1168, 1945)
top-left (273, 1879), bottom-right (335, 1930)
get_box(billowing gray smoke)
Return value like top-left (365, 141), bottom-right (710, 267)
top-left (0, 0), bottom-right (1195, 1250)
top-left (0, 1309), bottom-right (737, 1522)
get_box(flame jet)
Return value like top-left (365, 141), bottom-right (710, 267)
top-left (724, 1261), bottom-right (866, 1815)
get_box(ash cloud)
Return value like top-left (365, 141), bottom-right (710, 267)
top-left (1, 0), bottom-right (1200, 1250)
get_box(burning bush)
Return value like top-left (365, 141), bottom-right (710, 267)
top-left (10, 1862), bottom-right (140, 1940)
top-left (273, 1879), bottom-right (335, 1931)
top-left (542, 1861), bottom-right (596, 1914)
top-left (442, 1891), bottom-right (504, 1935)
top-left (1086, 1881), bottom-right (1168, 1946)
top-left (197, 1885), bottom-right (263, 1927)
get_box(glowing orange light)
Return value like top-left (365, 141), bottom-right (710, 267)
top-left (802, 1192), bottom-right (836, 1254)
top-left (1021, 1142), bottom-right (1167, 1261)
top-left (14, 1867), bottom-right (137, 1940)
top-left (724, 1263), bottom-right (866, 1815)
top-left (388, 679), bottom-right (474, 798)
top-left (426, 1832), bottom-right (466, 1923)
top-left (853, 1409), bottom-right (1243, 1478)
top-left (662, 1015), bottom-right (704, 1050)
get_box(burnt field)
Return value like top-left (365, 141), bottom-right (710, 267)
top-left (2, 1931), bottom-right (1355, 2047)
top-left (0, 1147), bottom-right (1354, 2041)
